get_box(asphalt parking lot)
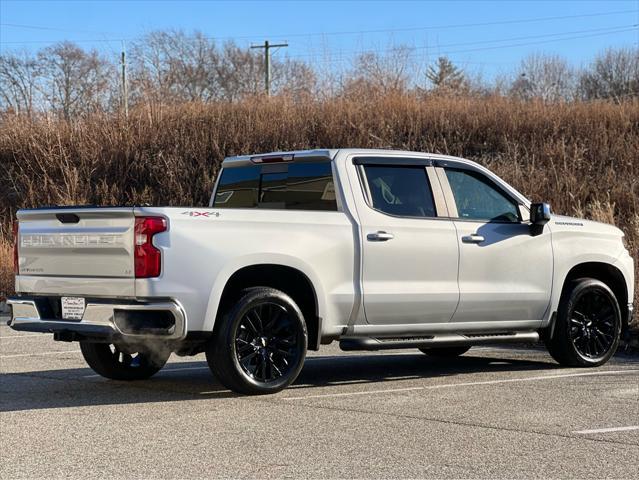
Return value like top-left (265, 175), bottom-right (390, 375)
top-left (1, 316), bottom-right (638, 479)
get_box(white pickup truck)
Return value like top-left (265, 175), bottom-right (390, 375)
top-left (8, 149), bottom-right (635, 394)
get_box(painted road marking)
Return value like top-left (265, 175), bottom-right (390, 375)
top-left (0, 334), bottom-right (48, 339)
top-left (574, 426), bottom-right (639, 435)
top-left (286, 386), bottom-right (425, 399)
top-left (283, 369), bottom-right (639, 400)
top-left (0, 350), bottom-right (82, 359)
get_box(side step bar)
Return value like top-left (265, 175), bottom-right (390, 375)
top-left (339, 331), bottom-right (540, 351)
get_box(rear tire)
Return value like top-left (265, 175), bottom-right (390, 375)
top-left (545, 278), bottom-right (621, 367)
top-left (419, 346), bottom-right (471, 357)
top-left (206, 287), bottom-right (307, 395)
top-left (80, 342), bottom-right (170, 380)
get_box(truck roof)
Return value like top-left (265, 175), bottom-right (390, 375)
top-left (221, 148), bottom-right (530, 205)
top-left (222, 148), bottom-right (475, 167)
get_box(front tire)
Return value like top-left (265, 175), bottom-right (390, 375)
top-left (545, 278), bottom-right (621, 367)
top-left (206, 287), bottom-right (307, 395)
top-left (80, 342), bottom-right (170, 380)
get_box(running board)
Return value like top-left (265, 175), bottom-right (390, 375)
top-left (339, 331), bottom-right (540, 351)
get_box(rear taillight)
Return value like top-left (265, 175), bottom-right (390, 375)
top-left (13, 221), bottom-right (19, 274)
top-left (134, 216), bottom-right (167, 278)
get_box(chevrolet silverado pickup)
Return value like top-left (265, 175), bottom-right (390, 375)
top-left (8, 149), bottom-right (635, 394)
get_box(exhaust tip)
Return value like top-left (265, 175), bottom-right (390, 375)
top-left (114, 309), bottom-right (176, 336)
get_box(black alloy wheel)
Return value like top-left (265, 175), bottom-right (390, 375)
top-left (568, 289), bottom-right (617, 360)
top-left (544, 278), bottom-right (621, 367)
top-left (235, 302), bottom-right (302, 382)
top-left (206, 287), bottom-right (307, 395)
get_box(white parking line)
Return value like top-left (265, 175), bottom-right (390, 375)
top-left (0, 334), bottom-right (47, 340)
top-left (0, 350), bottom-right (82, 359)
top-left (287, 386), bottom-right (425, 399)
top-left (574, 426), bottom-right (639, 435)
top-left (282, 369), bottom-right (639, 400)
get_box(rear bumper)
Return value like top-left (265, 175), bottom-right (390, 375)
top-left (7, 297), bottom-right (187, 342)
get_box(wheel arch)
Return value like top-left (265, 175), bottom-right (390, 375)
top-left (558, 262), bottom-right (629, 328)
top-left (204, 260), bottom-right (324, 350)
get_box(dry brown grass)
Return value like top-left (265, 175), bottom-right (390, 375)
top-left (1, 94), bottom-right (637, 303)
top-left (0, 239), bottom-right (13, 300)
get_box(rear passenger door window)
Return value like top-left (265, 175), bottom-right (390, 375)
top-left (214, 162), bottom-right (337, 211)
top-left (444, 169), bottom-right (520, 223)
top-left (362, 165), bottom-right (436, 218)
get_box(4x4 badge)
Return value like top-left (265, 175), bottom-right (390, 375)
top-left (181, 211), bottom-right (220, 218)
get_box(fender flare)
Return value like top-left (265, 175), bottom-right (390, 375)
top-left (201, 253), bottom-right (327, 332)
top-left (546, 254), bottom-right (629, 327)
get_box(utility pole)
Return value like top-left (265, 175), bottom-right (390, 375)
top-left (251, 40), bottom-right (288, 95)
top-left (121, 42), bottom-right (128, 118)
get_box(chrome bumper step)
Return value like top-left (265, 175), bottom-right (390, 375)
top-left (7, 297), bottom-right (187, 341)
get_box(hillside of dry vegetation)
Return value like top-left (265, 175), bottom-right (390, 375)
top-left (1, 94), bottom-right (638, 301)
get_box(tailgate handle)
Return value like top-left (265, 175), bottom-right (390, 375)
top-left (56, 213), bottom-right (80, 224)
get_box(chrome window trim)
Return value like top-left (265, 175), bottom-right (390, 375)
top-left (434, 167), bottom-right (459, 218)
top-left (426, 166), bottom-right (450, 217)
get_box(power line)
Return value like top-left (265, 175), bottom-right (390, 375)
top-left (1, 9), bottom-right (637, 45)
top-left (0, 23), bottom-right (116, 35)
top-left (253, 9), bottom-right (639, 38)
top-left (287, 24), bottom-right (639, 61)
top-left (2, 26), bottom-right (634, 71)
top-left (436, 27), bottom-right (637, 56)
top-left (296, 27), bottom-right (638, 66)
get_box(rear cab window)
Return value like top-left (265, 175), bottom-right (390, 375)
top-left (214, 162), bottom-right (337, 211)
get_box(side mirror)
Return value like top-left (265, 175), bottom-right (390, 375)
top-left (530, 202), bottom-right (551, 236)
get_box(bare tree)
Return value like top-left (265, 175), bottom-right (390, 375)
top-left (38, 41), bottom-right (112, 119)
top-left (425, 56), bottom-right (467, 94)
top-left (3, 31), bottom-right (637, 116)
top-left (343, 46), bottom-right (413, 96)
top-left (271, 58), bottom-right (317, 99)
top-left (510, 53), bottom-right (575, 102)
top-left (130, 31), bottom-right (181, 105)
top-left (578, 47), bottom-right (639, 101)
top-left (0, 51), bottom-right (41, 116)
top-left (131, 31), bottom-right (320, 104)
top-left (130, 30), bottom-right (221, 105)
top-left (214, 42), bottom-right (264, 101)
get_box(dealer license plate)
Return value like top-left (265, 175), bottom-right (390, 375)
top-left (61, 297), bottom-right (85, 320)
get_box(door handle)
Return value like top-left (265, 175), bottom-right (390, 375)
top-left (367, 231), bottom-right (394, 242)
top-left (461, 234), bottom-right (485, 244)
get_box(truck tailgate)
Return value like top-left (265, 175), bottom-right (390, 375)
top-left (16, 207), bottom-right (136, 295)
